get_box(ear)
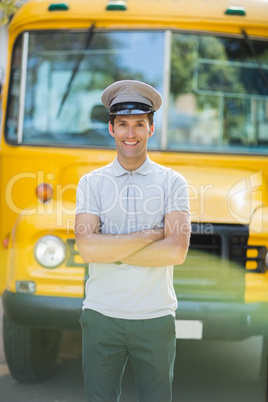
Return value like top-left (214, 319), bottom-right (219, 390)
top-left (148, 123), bottom-right (155, 138)
top-left (108, 121), bottom-right (115, 137)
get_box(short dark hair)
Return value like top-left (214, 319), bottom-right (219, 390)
top-left (109, 112), bottom-right (154, 128)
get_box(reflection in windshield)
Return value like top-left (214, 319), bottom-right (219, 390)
top-left (169, 34), bottom-right (268, 153)
top-left (6, 30), bottom-right (268, 153)
top-left (6, 31), bottom-right (165, 148)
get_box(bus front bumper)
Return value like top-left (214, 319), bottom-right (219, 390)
top-left (2, 290), bottom-right (268, 338)
top-left (2, 290), bottom-right (83, 330)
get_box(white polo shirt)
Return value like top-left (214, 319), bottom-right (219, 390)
top-left (76, 156), bottom-right (189, 319)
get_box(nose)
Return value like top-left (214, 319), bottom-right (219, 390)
top-left (125, 125), bottom-right (136, 138)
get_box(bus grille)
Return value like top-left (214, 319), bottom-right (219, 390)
top-left (190, 223), bottom-right (266, 273)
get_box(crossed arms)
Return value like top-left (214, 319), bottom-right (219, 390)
top-left (75, 211), bottom-right (191, 267)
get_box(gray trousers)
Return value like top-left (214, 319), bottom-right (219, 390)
top-left (80, 309), bottom-right (176, 402)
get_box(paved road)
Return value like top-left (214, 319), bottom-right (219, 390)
top-left (0, 298), bottom-right (267, 402)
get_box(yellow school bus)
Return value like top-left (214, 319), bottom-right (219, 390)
top-left (1, 0), bottom-right (268, 382)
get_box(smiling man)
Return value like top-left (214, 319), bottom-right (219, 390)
top-left (75, 80), bottom-right (191, 402)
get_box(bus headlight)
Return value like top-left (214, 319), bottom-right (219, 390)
top-left (34, 235), bottom-right (66, 268)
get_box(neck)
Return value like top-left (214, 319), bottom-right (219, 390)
top-left (117, 155), bottom-right (147, 171)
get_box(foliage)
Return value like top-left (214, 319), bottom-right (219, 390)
top-left (0, 0), bottom-right (22, 25)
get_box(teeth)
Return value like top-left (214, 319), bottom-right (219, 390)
top-left (124, 141), bottom-right (138, 145)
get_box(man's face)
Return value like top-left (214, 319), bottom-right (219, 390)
top-left (109, 114), bottom-right (154, 168)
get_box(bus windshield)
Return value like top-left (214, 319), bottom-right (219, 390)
top-left (6, 30), bottom-right (268, 154)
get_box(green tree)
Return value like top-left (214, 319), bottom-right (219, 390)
top-left (0, 0), bottom-right (22, 25)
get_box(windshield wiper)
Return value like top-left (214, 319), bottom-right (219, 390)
top-left (242, 29), bottom-right (268, 91)
top-left (57, 23), bottom-right (95, 117)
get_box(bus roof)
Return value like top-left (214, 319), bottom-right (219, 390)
top-left (9, 0), bottom-right (268, 38)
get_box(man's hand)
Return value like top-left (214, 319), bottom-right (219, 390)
top-left (121, 211), bottom-right (191, 267)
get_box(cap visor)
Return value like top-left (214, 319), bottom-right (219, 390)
top-left (109, 109), bottom-right (152, 115)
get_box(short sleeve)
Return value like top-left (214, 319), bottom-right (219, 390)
top-left (164, 172), bottom-right (190, 215)
top-left (76, 174), bottom-right (100, 216)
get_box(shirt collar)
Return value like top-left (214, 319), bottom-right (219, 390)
top-left (112, 156), bottom-right (151, 177)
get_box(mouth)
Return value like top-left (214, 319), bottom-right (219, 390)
top-left (123, 141), bottom-right (139, 146)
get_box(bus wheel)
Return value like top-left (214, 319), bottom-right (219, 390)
top-left (3, 314), bottom-right (62, 383)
